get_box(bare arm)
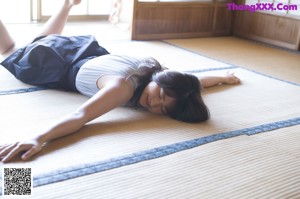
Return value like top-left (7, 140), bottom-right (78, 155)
top-left (38, 77), bottom-right (133, 143)
top-left (0, 77), bottom-right (134, 162)
top-left (199, 72), bottom-right (240, 89)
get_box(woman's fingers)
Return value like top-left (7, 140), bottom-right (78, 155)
top-left (232, 76), bottom-right (240, 84)
top-left (21, 146), bottom-right (41, 161)
top-left (0, 143), bottom-right (18, 157)
top-left (225, 71), bottom-right (240, 84)
top-left (0, 139), bottom-right (44, 163)
top-left (1, 144), bottom-right (24, 163)
top-left (1, 143), bottom-right (33, 163)
top-left (0, 144), bottom-right (10, 150)
top-left (227, 71), bottom-right (234, 75)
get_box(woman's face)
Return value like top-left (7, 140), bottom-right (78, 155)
top-left (139, 81), bottom-right (176, 114)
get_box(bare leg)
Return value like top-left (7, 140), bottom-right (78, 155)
top-left (0, 0), bottom-right (81, 59)
top-left (109, 0), bottom-right (122, 24)
top-left (0, 20), bottom-right (16, 58)
top-left (36, 0), bottom-right (81, 37)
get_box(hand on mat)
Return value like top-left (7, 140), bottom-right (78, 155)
top-left (223, 72), bottom-right (241, 85)
top-left (0, 139), bottom-right (44, 163)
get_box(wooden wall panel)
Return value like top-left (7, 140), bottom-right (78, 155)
top-left (214, 5), bottom-right (233, 35)
top-left (134, 6), bottom-right (213, 34)
top-left (234, 12), bottom-right (300, 50)
top-left (132, 1), bottom-right (232, 40)
top-left (131, 0), bottom-right (300, 50)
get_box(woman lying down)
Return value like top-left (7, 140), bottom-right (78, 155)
top-left (0, 0), bottom-right (240, 162)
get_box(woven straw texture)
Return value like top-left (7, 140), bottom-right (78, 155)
top-left (1, 38), bottom-right (299, 198)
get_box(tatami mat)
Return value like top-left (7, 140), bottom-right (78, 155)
top-left (0, 67), bottom-right (36, 90)
top-left (1, 41), bottom-right (300, 186)
top-left (164, 37), bottom-right (300, 84)
top-left (102, 40), bottom-right (234, 72)
top-left (0, 40), bottom-right (232, 91)
top-left (1, 38), bottom-right (300, 198)
top-left (32, 125), bottom-right (300, 199)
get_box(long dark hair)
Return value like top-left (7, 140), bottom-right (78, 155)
top-left (129, 57), bottom-right (163, 106)
top-left (153, 70), bottom-right (209, 123)
top-left (129, 58), bottom-right (209, 123)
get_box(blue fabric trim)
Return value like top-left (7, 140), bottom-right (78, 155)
top-left (0, 66), bottom-right (238, 95)
top-left (162, 40), bottom-right (243, 67)
top-left (183, 66), bottom-right (238, 73)
top-left (31, 116), bottom-right (300, 188)
top-left (1, 40), bottom-right (298, 96)
top-left (0, 41), bottom-right (299, 195)
top-left (0, 87), bottom-right (48, 95)
top-left (237, 68), bottom-right (300, 87)
top-left (1, 64), bottom-right (298, 96)
top-left (238, 37), bottom-right (300, 55)
top-left (162, 41), bottom-right (300, 87)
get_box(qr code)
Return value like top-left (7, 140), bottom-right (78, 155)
top-left (3, 168), bottom-right (32, 196)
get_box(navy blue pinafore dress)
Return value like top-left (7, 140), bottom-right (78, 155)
top-left (1, 34), bottom-right (109, 91)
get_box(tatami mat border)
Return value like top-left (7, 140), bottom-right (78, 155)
top-left (1, 40), bottom-right (299, 194)
top-left (31, 116), bottom-right (300, 188)
top-left (161, 40), bottom-right (243, 65)
top-left (0, 87), bottom-right (48, 96)
top-left (238, 37), bottom-right (300, 55)
top-left (241, 68), bottom-right (300, 86)
top-left (183, 66), bottom-right (238, 73)
top-left (1, 65), bottom-right (299, 97)
top-left (1, 40), bottom-right (299, 97)
top-left (0, 67), bottom-right (237, 96)
top-left (162, 41), bottom-right (300, 87)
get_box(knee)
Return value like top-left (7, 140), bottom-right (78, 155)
top-left (1, 43), bottom-right (16, 58)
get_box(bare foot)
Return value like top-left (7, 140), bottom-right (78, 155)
top-left (66, 0), bottom-right (81, 7)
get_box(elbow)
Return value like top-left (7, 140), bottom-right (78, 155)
top-left (70, 110), bottom-right (89, 126)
